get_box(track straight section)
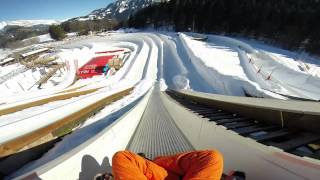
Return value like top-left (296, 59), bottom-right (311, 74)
top-left (127, 86), bottom-right (193, 159)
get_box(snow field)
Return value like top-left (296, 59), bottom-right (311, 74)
top-left (237, 37), bottom-right (320, 76)
top-left (244, 52), bottom-right (320, 100)
top-left (0, 33), bottom-right (160, 147)
top-left (2, 32), bottom-right (320, 133)
top-left (3, 31), bottom-right (320, 178)
top-left (180, 33), bottom-right (320, 100)
top-left (180, 33), bottom-right (269, 97)
top-left (9, 33), bottom-right (159, 178)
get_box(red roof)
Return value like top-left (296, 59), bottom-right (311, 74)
top-left (77, 55), bottom-right (114, 79)
top-left (95, 49), bottom-right (124, 54)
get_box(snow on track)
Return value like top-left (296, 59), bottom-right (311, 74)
top-left (153, 33), bottom-right (216, 93)
top-left (4, 31), bottom-right (320, 178)
top-left (10, 33), bottom-right (159, 178)
top-left (1, 32), bottom-right (163, 142)
top-left (2, 32), bottom-right (320, 145)
top-left (4, 32), bottom-right (320, 138)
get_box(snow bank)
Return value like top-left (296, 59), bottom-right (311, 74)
top-left (236, 37), bottom-right (320, 77)
top-left (204, 34), bottom-right (320, 100)
top-left (0, 49), bottom-right (11, 60)
top-left (172, 75), bottom-right (190, 89)
top-left (38, 34), bottom-right (53, 43)
top-left (180, 33), bottom-right (271, 97)
top-left (159, 79), bottom-right (167, 91)
top-left (10, 84), bottom-right (152, 179)
top-left (0, 22), bottom-right (7, 30)
top-left (246, 51), bottom-right (320, 100)
top-left (115, 28), bottom-right (139, 33)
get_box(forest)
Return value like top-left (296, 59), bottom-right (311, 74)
top-left (126, 0), bottom-right (320, 54)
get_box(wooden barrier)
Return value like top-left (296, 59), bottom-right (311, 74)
top-left (170, 89), bottom-right (320, 134)
top-left (0, 88), bottom-right (102, 116)
top-left (0, 87), bottom-right (133, 158)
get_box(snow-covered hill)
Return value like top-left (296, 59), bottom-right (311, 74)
top-left (75, 0), bottom-right (159, 21)
top-left (0, 20), bottom-right (60, 30)
top-left (0, 22), bottom-right (7, 30)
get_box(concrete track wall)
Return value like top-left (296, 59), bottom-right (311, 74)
top-left (161, 92), bottom-right (320, 180)
top-left (174, 90), bottom-right (320, 134)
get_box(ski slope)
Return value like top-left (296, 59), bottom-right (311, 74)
top-left (2, 31), bottom-right (320, 145)
top-left (180, 33), bottom-right (320, 100)
top-left (1, 31), bottom-right (320, 178)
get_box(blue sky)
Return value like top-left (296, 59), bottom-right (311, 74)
top-left (0, 0), bottom-right (114, 21)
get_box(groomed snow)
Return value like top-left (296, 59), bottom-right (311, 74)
top-left (179, 33), bottom-right (320, 100)
top-left (2, 30), bottom-right (320, 178)
top-left (2, 32), bottom-right (320, 141)
top-left (178, 33), bottom-right (283, 98)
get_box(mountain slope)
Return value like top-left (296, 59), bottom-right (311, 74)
top-left (75, 0), bottom-right (157, 22)
top-left (0, 20), bottom-right (59, 48)
top-left (0, 20), bottom-right (60, 31)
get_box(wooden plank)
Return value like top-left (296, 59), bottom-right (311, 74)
top-left (235, 125), bottom-right (278, 135)
top-left (291, 149), bottom-right (320, 160)
top-left (267, 133), bottom-right (320, 151)
top-left (0, 87), bottom-right (133, 158)
top-left (184, 104), bottom-right (207, 108)
top-left (252, 129), bottom-right (289, 142)
top-left (213, 117), bottom-right (250, 124)
top-left (225, 121), bottom-right (255, 129)
top-left (208, 115), bottom-right (236, 121)
top-left (201, 112), bottom-right (231, 117)
top-left (0, 88), bottom-right (101, 116)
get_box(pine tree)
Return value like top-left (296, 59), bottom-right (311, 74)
top-left (124, 0), bottom-right (320, 55)
top-left (49, 25), bottom-right (66, 40)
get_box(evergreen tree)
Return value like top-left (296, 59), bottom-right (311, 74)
top-left (49, 25), bottom-right (66, 40)
top-left (123, 0), bottom-right (320, 55)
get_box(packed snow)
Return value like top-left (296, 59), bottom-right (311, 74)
top-left (1, 31), bottom-right (320, 135)
top-left (0, 49), bottom-right (11, 60)
top-left (22, 34), bottom-right (53, 43)
top-left (1, 30), bottom-right (320, 178)
top-left (237, 37), bottom-right (320, 78)
top-left (179, 33), bottom-right (320, 100)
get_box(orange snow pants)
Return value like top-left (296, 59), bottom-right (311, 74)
top-left (112, 150), bottom-right (223, 180)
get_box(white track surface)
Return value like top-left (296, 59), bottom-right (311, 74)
top-left (1, 31), bottom-right (319, 179)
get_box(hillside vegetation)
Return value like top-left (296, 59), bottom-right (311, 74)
top-left (127, 0), bottom-right (320, 55)
top-left (0, 25), bottom-right (48, 48)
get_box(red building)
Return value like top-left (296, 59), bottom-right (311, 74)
top-left (77, 55), bottom-right (114, 79)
